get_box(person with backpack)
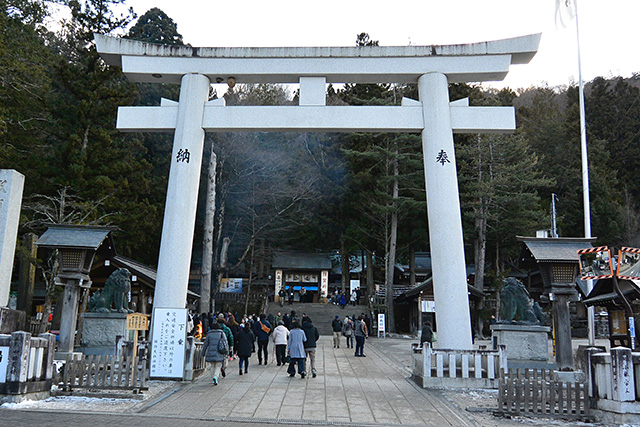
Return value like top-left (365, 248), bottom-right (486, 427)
top-left (342, 316), bottom-right (354, 348)
top-left (217, 314), bottom-right (234, 377)
top-left (236, 323), bottom-right (255, 375)
top-left (201, 322), bottom-right (228, 385)
top-left (331, 315), bottom-right (343, 348)
top-left (253, 313), bottom-right (272, 365)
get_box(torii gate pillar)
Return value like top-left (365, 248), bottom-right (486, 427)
top-left (419, 73), bottom-right (472, 349)
top-left (154, 73), bottom-right (210, 308)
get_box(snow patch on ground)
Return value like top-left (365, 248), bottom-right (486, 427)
top-left (1, 380), bottom-right (176, 412)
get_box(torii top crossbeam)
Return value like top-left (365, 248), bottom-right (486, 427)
top-left (95, 33), bottom-right (540, 84)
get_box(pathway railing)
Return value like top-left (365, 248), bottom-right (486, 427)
top-left (585, 346), bottom-right (640, 415)
top-left (0, 332), bottom-right (56, 399)
top-left (184, 337), bottom-right (206, 381)
top-left (411, 344), bottom-right (507, 388)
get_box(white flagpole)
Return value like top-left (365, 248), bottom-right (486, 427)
top-left (573, 0), bottom-right (596, 346)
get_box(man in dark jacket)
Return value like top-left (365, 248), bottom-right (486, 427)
top-left (302, 317), bottom-right (320, 378)
top-left (331, 315), bottom-right (343, 348)
top-left (253, 313), bottom-right (272, 365)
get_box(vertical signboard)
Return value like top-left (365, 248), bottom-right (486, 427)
top-left (150, 308), bottom-right (187, 378)
top-left (378, 313), bottom-right (386, 338)
top-left (275, 270), bottom-right (283, 294)
top-left (350, 279), bottom-right (360, 294)
top-left (321, 270), bottom-right (329, 297)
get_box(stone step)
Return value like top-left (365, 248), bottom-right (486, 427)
top-left (267, 302), bottom-right (370, 335)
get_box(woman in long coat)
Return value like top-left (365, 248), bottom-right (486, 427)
top-left (287, 321), bottom-right (307, 378)
top-left (235, 323), bottom-right (255, 375)
top-left (202, 323), bottom-right (228, 385)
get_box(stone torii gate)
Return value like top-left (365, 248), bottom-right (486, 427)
top-left (96, 33), bottom-right (540, 355)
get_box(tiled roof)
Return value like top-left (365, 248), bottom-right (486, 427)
top-left (518, 237), bottom-right (595, 262)
top-left (272, 252), bottom-right (332, 270)
top-left (36, 225), bottom-right (115, 250)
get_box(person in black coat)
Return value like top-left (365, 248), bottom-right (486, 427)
top-left (420, 321), bottom-right (434, 347)
top-left (301, 317), bottom-right (320, 378)
top-left (236, 324), bottom-right (255, 375)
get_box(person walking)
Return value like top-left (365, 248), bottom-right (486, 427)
top-left (201, 323), bottom-right (228, 385)
top-left (343, 316), bottom-right (354, 348)
top-left (331, 315), bottom-right (343, 348)
top-left (420, 321), bottom-right (434, 348)
top-left (302, 316), bottom-right (320, 378)
top-left (227, 314), bottom-right (240, 360)
top-left (350, 290), bottom-right (357, 306)
top-left (236, 323), bottom-right (255, 375)
top-left (217, 314), bottom-right (234, 377)
top-left (254, 313), bottom-right (272, 365)
top-left (363, 314), bottom-right (372, 337)
top-left (272, 320), bottom-right (289, 366)
top-left (354, 315), bottom-right (368, 357)
top-left (278, 288), bottom-right (286, 306)
top-left (287, 321), bottom-right (307, 378)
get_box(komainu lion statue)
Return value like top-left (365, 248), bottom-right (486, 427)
top-left (499, 277), bottom-right (545, 324)
top-left (89, 268), bottom-right (133, 313)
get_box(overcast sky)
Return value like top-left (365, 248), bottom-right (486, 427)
top-left (102, 0), bottom-right (639, 90)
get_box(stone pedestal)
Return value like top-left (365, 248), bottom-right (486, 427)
top-left (0, 307), bottom-right (26, 333)
top-left (491, 323), bottom-right (552, 368)
top-left (80, 312), bottom-right (128, 355)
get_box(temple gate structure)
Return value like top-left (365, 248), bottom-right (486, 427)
top-left (96, 33), bottom-right (541, 376)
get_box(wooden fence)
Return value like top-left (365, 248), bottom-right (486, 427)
top-left (60, 354), bottom-right (147, 391)
top-left (497, 369), bottom-right (590, 419)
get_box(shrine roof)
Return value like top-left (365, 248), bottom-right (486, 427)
top-left (272, 252), bottom-right (332, 270)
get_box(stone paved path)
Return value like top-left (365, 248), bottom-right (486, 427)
top-left (144, 336), bottom-right (473, 426)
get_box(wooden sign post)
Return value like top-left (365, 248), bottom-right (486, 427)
top-left (126, 313), bottom-right (150, 360)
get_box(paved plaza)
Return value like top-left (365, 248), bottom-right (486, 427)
top-left (1, 336), bottom-right (613, 426)
top-left (143, 336), bottom-right (471, 426)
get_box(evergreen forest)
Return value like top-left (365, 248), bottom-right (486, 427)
top-left (3, 1), bottom-right (640, 322)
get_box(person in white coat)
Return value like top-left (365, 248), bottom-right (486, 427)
top-left (272, 321), bottom-right (289, 366)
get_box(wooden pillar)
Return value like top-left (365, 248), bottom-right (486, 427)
top-left (17, 233), bottom-right (37, 318)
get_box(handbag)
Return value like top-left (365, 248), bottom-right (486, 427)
top-left (431, 332), bottom-right (437, 343)
top-left (260, 321), bottom-right (271, 334)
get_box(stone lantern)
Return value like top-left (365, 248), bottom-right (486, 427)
top-left (538, 260), bottom-right (580, 370)
top-left (517, 236), bottom-right (595, 371)
top-left (36, 224), bottom-right (115, 358)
